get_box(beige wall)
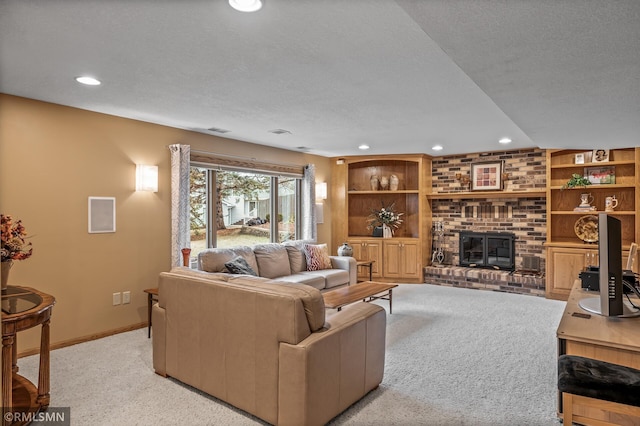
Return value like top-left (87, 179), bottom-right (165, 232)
top-left (0, 94), bottom-right (332, 353)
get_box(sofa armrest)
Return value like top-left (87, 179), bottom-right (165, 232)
top-left (329, 256), bottom-right (357, 285)
top-left (278, 302), bottom-right (386, 426)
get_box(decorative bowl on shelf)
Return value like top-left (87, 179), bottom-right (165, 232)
top-left (574, 215), bottom-right (599, 243)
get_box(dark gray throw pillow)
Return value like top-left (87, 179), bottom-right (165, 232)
top-left (224, 256), bottom-right (258, 276)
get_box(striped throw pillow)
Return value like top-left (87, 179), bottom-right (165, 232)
top-left (304, 244), bottom-right (332, 271)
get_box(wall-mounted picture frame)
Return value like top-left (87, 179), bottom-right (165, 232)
top-left (592, 149), bottom-right (610, 163)
top-left (88, 196), bottom-right (116, 233)
top-left (471, 161), bottom-right (504, 191)
top-left (574, 153), bottom-right (585, 164)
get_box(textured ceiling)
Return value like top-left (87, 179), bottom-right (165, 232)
top-left (1, 0), bottom-right (638, 157)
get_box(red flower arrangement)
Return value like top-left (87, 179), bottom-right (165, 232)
top-left (1, 214), bottom-right (33, 262)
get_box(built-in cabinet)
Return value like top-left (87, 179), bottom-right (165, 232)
top-left (382, 239), bottom-right (422, 280)
top-left (331, 155), bottom-right (431, 283)
top-left (545, 148), bottom-right (640, 300)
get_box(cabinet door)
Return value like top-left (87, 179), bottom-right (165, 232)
top-left (348, 239), bottom-right (382, 279)
top-left (365, 240), bottom-right (382, 278)
top-left (400, 240), bottom-right (421, 279)
top-left (546, 247), bottom-right (595, 300)
top-left (383, 240), bottom-right (402, 278)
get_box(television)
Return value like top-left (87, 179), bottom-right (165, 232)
top-left (578, 213), bottom-right (640, 317)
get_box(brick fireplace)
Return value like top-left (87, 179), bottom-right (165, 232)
top-left (425, 148), bottom-right (547, 296)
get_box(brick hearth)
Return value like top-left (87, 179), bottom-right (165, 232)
top-left (424, 266), bottom-right (545, 297)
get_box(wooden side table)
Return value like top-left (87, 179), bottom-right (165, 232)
top-left (144, 288), bottom-right (158, 338)
top-left (2, 286), bottom-right (55, 426)
top-left (356, 260), bottom-right (374, 282)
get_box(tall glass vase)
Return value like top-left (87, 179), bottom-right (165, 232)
top-left (1, 260), bottom-right (13, 291)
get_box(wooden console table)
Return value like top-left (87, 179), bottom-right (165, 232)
top-left (2, 286), bottom-right (55, 426)
top-left (556, 280), bottom-right (640, 425)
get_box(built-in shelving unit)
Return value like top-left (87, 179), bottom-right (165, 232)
top-left (331, 154), bottom-right (431, 283)
top-left (545, 148), bottom-right (640, 300)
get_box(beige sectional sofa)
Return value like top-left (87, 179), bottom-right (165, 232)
top-left (152, 267), bottom-right (386, 426)
top-left (197, 240), bottom-right (357, 290)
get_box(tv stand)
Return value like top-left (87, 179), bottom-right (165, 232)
top-left (557, 280), bottom-right (640, 423)
top-left (578, 296), bottom-right (640, 317)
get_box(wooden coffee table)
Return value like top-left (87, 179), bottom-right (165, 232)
top-left (323, 281), bottom-right (398, 313)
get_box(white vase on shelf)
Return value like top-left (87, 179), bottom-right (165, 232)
top-left (380, 176), bottom-right (389, 190)
top-left (389, 174), bottom-right (399, 191)
top-left (382, 224), bottom-right (393, 238)
top-left (370, 175), bottom-right (379, 191)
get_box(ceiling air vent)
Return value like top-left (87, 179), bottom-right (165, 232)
top-left (207, 127), bottom-right (231, 134)
top-left (268, 129), bottom-right (292, 135)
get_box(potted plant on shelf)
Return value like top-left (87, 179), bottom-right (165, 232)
top-left (366, 202), bottom-right (403, 238)
top-left (561, 173), bottom-right (591, 190)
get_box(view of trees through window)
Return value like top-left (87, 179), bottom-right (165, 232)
top-left (190, 166), bottom-right (298, 260)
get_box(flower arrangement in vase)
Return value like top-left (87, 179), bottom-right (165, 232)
top-left (1, 214), bottom-right (33, 290)
top-left (366, 202), bottom-right (403, 237)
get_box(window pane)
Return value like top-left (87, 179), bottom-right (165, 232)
top-left (216, 170), bottom-right (271, 247)
top-left (278, 177), bottom-right (297, 242)
top-left (189, 166), bottom-right (301, 262)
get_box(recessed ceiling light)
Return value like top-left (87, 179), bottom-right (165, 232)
top-left (432, 145), bottom-right (443, 151)
top-left (75, 76), bottom-right (101, 86)
top-left (358, 144), bottom-right (370, 150)
top-left (498, 137), bottom-right (512, 144)
top-left (229, 0), bottom-right (263, 12)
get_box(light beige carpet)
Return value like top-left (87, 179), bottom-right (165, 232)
top-left (20, 284), bottom-right (566, 425)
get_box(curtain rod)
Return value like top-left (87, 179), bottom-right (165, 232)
top-left (184, 148), bottom-right (305, 169)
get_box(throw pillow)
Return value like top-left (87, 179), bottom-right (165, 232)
top-left (224, 256), bottom-right (258, 276)
top-left (304, 243), bottom-right (332, 271)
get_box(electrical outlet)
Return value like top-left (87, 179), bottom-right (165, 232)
top-left (122, 291), bottom-right (131, 304)
top-left (113, 292), bottom-right (121, 306)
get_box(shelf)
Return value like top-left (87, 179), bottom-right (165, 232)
top-left (349, 190), bottom-right (419, 195)
top-left (549, 184), bottom-right (636, 190)
top-left (551, 210), bottom-right (636, 215)
top-left (545, 240), bottom-right (636, 250)
top-left (426, 190), bottom-right (546, 200)
top-left (550, 160), bottom-right (636, 169)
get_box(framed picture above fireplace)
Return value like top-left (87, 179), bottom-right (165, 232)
top-left (471, 160), bottom-right (504, 191)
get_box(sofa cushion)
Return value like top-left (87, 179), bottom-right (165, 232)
top-left (253, 243), bottom-right (292, 279)
top-left (283, 240), bottom-right (314, 273)
top-left (273, 273), bottom-right (326, 290)
top-left (301, 269), bottom-right (350, 289)
top-left (224, 256), bottom-right (258, 276)
top-left (198, 246), bottom-right (259, 273)
top-left (304, 243), bottom-right (332, 271)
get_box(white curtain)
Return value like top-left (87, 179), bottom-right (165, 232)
top-left (302, 164), bottom-right (316, 241)
top-left (169, 144), bottom-right (191, 267)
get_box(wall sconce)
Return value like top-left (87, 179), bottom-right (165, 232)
top-left (315, 182), bottom-right (327, 224)
top-left (136, 164), bottom-right (158, 192)
top-left (336, 158), bottom-right (345, 165)
top-left (315, 182), bottom-right (327, 201)
top-left (455, 173), bottom-right (471, 186)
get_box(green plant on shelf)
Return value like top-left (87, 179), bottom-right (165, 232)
top-left (561, 173), bottom-right (591, 190)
